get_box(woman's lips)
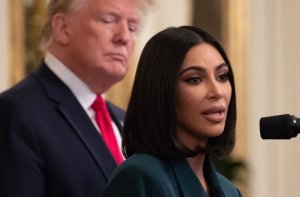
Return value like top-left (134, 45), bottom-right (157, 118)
top-left (202, 107), bottom-right (226, 122)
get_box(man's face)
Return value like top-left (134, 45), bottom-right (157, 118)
top-left (64, 0), bottom-right (142, 91)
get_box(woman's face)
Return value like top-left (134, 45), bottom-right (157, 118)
top-left (176, 43), bottom-right (232, 150)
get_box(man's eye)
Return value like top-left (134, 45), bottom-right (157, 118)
top-left (128, 25), bottom-right (138, 33)
top-left (100, 17), bottom-right (115, 24)
top-left (128, 21), bottom-right (139, 33)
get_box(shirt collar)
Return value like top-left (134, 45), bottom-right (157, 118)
top-left (44, 52), bottom-right (97, 110)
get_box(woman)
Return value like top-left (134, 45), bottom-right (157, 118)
top-left (103, 26), bottom-right (242, 196)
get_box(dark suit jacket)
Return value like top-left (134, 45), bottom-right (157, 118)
top-left (103, 153), bottom-right (242, 197)
top-left (0, 63), bottom-right (125, 197)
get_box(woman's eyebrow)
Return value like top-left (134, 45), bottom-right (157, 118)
top-left (179, 63), bottom-right (228, 76)
top-left (179, 66), bottom-right (205, 76)
top-left (216, 63), bottom-right (229, 71)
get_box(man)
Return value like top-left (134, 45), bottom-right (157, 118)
top-left (0, 0), bottom-right (147, 196)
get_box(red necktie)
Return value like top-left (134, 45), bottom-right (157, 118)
top-left (91, 95), bottom-right (124, 165)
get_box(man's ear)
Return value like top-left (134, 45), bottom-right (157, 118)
top-left (51, 13), bottom-right (70, 45)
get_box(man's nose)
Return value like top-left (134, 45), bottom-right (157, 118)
top-left (113, 21), bottom-right (131, 45)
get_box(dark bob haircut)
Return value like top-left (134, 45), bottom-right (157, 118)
top-left (123, 26), bottom-right (236, 159)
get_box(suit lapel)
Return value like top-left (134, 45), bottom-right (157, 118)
top-left (169, 158), bottom-right (207, 197)
top-left (33, 63), bottom-right (117, 180)
top-left (169, 157), bottom-right (226, 197)
top-left (106, 101), bottom-right (125, 135)
top-left (203, 157), bottom-right (225, 197)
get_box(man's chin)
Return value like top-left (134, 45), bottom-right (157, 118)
top-left (108, 70), bottom-right (127, 83)
top-left (111, 65), bottom-right (128, 79)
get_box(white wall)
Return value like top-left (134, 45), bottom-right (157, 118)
top-left (0, 0), bottom-right (10, 91)
top-left (249, 0), bottom-right (300, 196)
top-left (136, 0), bottom-right (193, 56)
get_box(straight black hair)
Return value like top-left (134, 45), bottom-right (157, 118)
top-left (123, 26), bottom-right (236, 159)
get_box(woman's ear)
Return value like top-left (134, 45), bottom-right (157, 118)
top-left (51, 13), bottom-right (70, 45)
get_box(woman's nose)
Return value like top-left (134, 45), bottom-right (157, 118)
top-left (206, 81), bottom-right (223, 100)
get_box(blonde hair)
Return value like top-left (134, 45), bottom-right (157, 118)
top-left (40, 0), bottom-right (85, 50)
top-left (40, 0), bottom-right (154, 50)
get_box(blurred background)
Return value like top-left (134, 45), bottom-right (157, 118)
top-left (1, 0), bottom-right (300, 196)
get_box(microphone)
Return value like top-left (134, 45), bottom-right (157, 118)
top-left (260, 114), bottom-right (300, 139)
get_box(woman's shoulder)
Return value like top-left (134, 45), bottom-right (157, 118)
top-left (117, 153), bottom-right (170, 175)
top-left (215, 172), bottom-right (243, 196)
top-left (125, 153), bottom-right (164, 163)
top-left (103, 153), bottom-right (180, 197)
top-left (110, 153), bottom-right (179, 187)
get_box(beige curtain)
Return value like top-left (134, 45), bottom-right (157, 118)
top-left (9, 0), bottom-right (25, 85)
top-left (221, 1), bottom-right (250, 195)
top-left (222, 0), bottom-right (250, 161)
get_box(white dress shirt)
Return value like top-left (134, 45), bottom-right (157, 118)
top-left (44, 52), bottom-right (122, 150)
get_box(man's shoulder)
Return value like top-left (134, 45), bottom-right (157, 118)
top-left (0, 63), bottom-right (48, 98)
top-left (0, 75), bottom-right (40, 102)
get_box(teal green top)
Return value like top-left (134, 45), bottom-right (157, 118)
top-left (103, 153), bottom-right (242, 197)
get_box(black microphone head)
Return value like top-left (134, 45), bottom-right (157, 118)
top-left (260, 114), bottom-right (299, 139)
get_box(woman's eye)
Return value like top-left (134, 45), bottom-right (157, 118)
top-left (218, 73), bottom-right (229, 82)
top-left (184, 76), bottom-right (202, 84)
